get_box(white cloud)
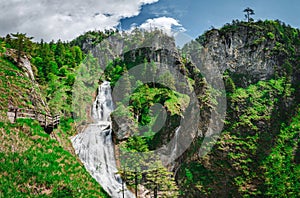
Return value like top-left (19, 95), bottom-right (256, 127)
top-left (0, 0), bottom-right (159, 41)
top-left (137, 17), bottom-right (186, 35)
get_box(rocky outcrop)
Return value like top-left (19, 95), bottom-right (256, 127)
top-left (3, 49), bottom-right (50, 118)
top-left (111, 112), bottom-right (137, 141)
top-left (198, 25), bottom-right (280, 87)
top-left (5, 49), bottom-right (36, 81)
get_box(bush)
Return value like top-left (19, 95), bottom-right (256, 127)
top-left (267, 32), bottom-right (275, 40)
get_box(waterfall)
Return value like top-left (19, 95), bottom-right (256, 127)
top-left (162, 126), bottom-right (181, 170)
top-left (71, 81), bottom-right (134, 198)
top-left (92, 81), bottom-right (113, 123)
top-left (170, 126), bottom-right (180, 162)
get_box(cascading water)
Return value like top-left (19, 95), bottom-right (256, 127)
top-left (71, 81), bottom-right (134, 198)
top-left (170, 126), bottom-right (181, 162)
top-left (92, 81), bottom-right (113, 123)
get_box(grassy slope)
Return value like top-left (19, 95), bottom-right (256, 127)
top-left (0, 57), bottom-right (109, 197)
top-left (0, 58), bottom-right (40, 112)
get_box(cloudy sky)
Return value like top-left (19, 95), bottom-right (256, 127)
top-left (0, 0), bottom-right (299, 41)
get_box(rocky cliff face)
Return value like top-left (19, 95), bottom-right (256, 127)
top-left (204, 28), bottom-right (276, 86)
top-left (103, 30), bottom-right (215, 161)
top-left (200, 22), bottom-right (300, 86)
top-left (5, 49), bottom-right (36, 81)
top-left (1, 49), bottom-right (50, 120)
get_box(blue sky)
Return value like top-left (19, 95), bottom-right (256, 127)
top-left (121, 0), bottom-right (300, 38)
top-left (0, 0), bottom-right (299, 41)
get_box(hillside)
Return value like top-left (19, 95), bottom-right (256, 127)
top-left (0, 50), bottom-right (109, 197)
top-left (176, 20), bottom-right (300, 197)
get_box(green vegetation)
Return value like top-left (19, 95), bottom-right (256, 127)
top-left (2, 34), bottom-right (85, 116)
top-left (0, 119), bottom-right (109, 197)
top-left (101, 30), bottom-right (188, 197)
top-left (177, 20), bottom-right (300, 197)
top-left (0, 57), bottom-right (47, 113)
top-left (263, 110), bottom-right (300, 197)
top-left (105, 21), bottom-right (300, 197)
top-left (118, 137), bottom-right (179, 197)
top-left (70, 30), bottom-right (114, 53)
top-left (31, 40), bottom-right (82, 115)
top-left (178, 77), bottom-right (299, 197)
top-left (0, 32), bottom-right (109, 197)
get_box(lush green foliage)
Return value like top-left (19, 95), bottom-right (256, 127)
top-left (70, 30), bottom-right (114, 52)
top-left (2, 35), bottom-right (84, 116)
top-left (0, 33), bottom-right (109, 197)
top-left (178, 76), bottom-right (299, 197)
top-left (263, 110), bottom-right (300, 197)
top-left (118, 137), bottom-right (179, 197)
top-left (0, 119), bottom-right (109, 197)
top-left (0, 57), bottom-right (47, 112)
top-left (180, 21), bottom-right (300, 196)
top-left (31, 40), bottom-right (83, 115)
top-left (101, 30), bottom-right (187, 196)
top-left (104, 30), bottom-right (190, 145)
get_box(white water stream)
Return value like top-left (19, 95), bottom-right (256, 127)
top-left (71, 81), bottom-right (134, 198)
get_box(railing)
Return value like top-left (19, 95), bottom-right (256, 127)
top-left (7, 107), bottom-right (60, 130)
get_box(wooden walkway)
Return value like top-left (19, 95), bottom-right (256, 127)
top-left (7, 107), bottom-right (60, 132)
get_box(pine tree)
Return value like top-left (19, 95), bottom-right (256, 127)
top-left (0, 39), bottom-right (6, 54)
top-left (143, 160), bottom-right (179, 197)
top-left (243, 7), bottom-right (255, 22)
top-left (119, 150), bottom-right (179, 197)
top-left (10, 32), bottom-right (33, 65)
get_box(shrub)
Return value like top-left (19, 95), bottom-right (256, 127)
top-left (267, 32), bottom-right (275, 40)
